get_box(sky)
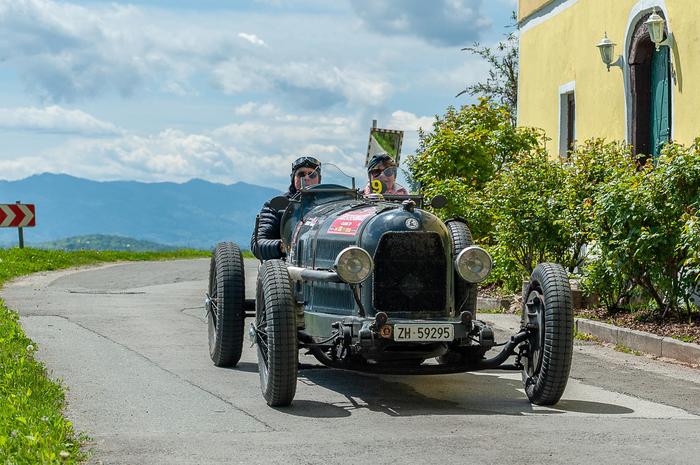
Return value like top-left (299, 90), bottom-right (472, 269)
top-left (0, 0), bottom-right (516, 191)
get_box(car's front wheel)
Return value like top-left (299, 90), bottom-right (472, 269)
top-left (436, 219), bottom-right (479, 366)
top-left (521, 263), bottom-right (573, 405)
top-left (255, 259), bottom-right (298, 407)
top-left (445, 219), bottom-right (478, 317)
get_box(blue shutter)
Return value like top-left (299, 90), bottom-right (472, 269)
top-left (650, 46), bottom-right (671, 159)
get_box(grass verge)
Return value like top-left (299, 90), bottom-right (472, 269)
top-left (613, 344), bottom-right (643, 356)
top-left (0, 247), bottom-right (210, 464)
top-left (574, 331), bottom-right (600, 342)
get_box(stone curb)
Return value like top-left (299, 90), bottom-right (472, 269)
top-left (477, 296), bottom-right (512, 311)
top-left (575, 318), bottom-right (700, 365)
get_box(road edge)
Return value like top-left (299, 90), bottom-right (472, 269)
top-left (575, 318), bottom-right (700, 366)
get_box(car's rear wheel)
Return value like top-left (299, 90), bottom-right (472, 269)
top-left (255, 259), bottom-right (298, 407)
top-left (207, 242), bottom-right (245, 367)
top-left (521, 263), bottom-right (573, 405)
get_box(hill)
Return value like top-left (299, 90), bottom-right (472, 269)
top-left (35, 234), bottom-right (181, 251)
top-left (0, 173), bottom-right (280, 250)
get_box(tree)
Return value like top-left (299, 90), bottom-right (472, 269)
top-left (406, 99), bottom-right (543, 240)
top-left (457, 12), bottom-right (519, 126)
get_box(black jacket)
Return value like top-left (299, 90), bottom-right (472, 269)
top-left (250, 190), bottom-right (293, 261)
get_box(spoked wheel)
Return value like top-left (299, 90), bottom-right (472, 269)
top-left (207, 242), bottom-right (245, 367)
top-left (254, 259), bottom-right (298, 407)
top-left (521, 263), bottom-right (573, 405)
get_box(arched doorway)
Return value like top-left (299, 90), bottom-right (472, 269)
top-left (628, 10), bottom-right (671, 159)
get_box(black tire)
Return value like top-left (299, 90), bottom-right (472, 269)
top-left (255, 260), bottom-right (298, 407)
top-left (207, 242), bottom-right (245, 367)
top-left (521, 263), bottom-right (573, 405)
top-left (437, 220), bottom-right (479, 365)
top-left (445, 219), bottom-right (478, 317)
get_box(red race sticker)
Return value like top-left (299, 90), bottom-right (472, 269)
top-left (327, 207), bottom-right (375, 236)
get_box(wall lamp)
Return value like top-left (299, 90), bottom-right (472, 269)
top-left (645, 8), bottom-right (673, 51)
top-left (596, 32), bottom-right (623, 71)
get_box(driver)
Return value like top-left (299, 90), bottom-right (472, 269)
top-left (250, 156), bottom-right (321, 260)
top-left (363, 154), bottom-right (408, 195)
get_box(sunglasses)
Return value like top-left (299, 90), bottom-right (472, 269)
top-left (369, 167), bottom-right (397, 178)
top-left (295, 170), bottom-right (319, 179)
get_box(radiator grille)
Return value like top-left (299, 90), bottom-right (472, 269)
top-left (373, 232), bottom-right (446, 313)
top-left (314, 238), bottom-right (352, 269)
top-left (310, 282), bottom-right (356, 315)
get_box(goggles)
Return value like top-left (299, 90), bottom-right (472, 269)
top-left (292, 156), bottom-right (320, 171)
top-left (369, 167), bottom-right (397, 178)
top-left (367, 153), bottom-right (393, 171)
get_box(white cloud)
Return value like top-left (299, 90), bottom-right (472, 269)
top-left (388, 110), bottom-right (434, 132)
top-left (0, 0), bottom-right (238, 101)
top-left (0, 0), bottom-right (390, 109)
top-left (0, 106), bottom-right (122, 136)
top-left (421, 59), bottom-right (492, 95)
top-left (32, 129), bottom-right (242, 183)
top-left (386, 110), bottom-right (435, 161)
top-left (214, 58), bottom-right (391, 108)
top-left (349, 0), bottom-right (491, 46)
top-left (234, 102), bottom-right (282, 118)
top-left (0, 104), bottom-right (369, 186)
top-left (0, 1), bottom-right (506, 187)
top-left (0, 103), bottom-right (432, 187)
top-left (238, 32), bottom-right (267, 46)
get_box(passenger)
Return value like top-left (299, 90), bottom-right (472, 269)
top-left (363, 154), bottom-right (408, 195)
top-left (250, 156), bottom-right (321, 260)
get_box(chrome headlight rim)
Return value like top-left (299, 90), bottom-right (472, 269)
top-left (455, 246), bottom-right (492, 283)
top-left (334, 246), bottom-right (374, 284)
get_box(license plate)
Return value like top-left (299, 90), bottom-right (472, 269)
top-left (393, 324), bottom-right (454, 342)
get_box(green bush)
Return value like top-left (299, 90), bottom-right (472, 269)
top-left (407, 99), bottom-right (543, 239)
top-left (559, 140), bottom-right (638, 272)
top-left (680, 207), bottom-right (700, 299)
top-left (584, 139), bottom-right (700, 318)
top-left (483, 149), bottom-right (569, 290)
top-left (408, 97), bottom-right (700, 316)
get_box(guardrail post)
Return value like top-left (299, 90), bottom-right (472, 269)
top-left (16, 200), bottom-right (24, 249)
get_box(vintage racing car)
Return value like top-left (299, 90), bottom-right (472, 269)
top-left (205, 171), bottom-right (574, 407)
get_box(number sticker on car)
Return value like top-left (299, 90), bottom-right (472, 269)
top-left (393, 324), bottom-right (453, 342)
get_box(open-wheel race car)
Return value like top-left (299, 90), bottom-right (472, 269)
top-left (205, 169), bottom-right (574, 407)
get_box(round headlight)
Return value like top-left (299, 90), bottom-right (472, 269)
top-left (455, 246), bottom-right (492, 283)
top-left (334, 246), bottom-right (373, 284)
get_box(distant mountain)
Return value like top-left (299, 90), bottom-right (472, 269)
top-left (35, 234), bottom-right (179, 252)
top-left (0, 173), bottom-right (280, 250)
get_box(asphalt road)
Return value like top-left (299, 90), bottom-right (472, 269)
top-left (4, 259), bottom-right (700, 465)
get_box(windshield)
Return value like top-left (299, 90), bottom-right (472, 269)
top-left (302, 162), bottom-right (354, 189)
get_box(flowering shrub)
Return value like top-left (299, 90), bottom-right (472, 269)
top-left (585, 139), bottom-right (700, 318)
top-left (407, 99), bottom-right (543, 240)
top-left (409, 100), bottom-right (700, 318)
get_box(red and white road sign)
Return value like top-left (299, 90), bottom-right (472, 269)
top-left (0, 203), bottom-right (36, 227)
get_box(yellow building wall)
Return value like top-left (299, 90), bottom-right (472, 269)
top-left (518, 0), bottom-right (555, 21)
top-left (518, 0), bottom-right (700, 157)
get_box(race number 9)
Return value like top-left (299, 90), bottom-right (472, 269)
top-left (371, 179), bottom-right (383, 193)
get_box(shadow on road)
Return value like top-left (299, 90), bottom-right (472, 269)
top-left (274, 400), bottom-right (352, 418)
top-left (227, 362), bottom-right (260, 373)
top-left (223, 357), bottom-right (634, 418)
top-left (284, 367), bottom-right (635, 418)
top-left (546, 399), bottom-right (633, 415)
